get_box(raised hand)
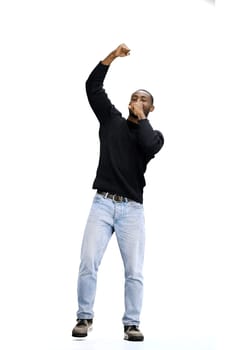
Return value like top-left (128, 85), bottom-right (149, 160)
top-left (113, 43), bottom-right (130, 58)
top-left (101, 43), bottom-right (130, 66)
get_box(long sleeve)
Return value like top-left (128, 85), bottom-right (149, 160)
top-left (136, 119), bottom-right (164, 160)
top-left (85, 62), bottom-right (120, 124)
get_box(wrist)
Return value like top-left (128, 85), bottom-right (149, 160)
top-left (138, 114), bottom-right (146, 120)
top-left (101, 52), bottom-right (117, 66)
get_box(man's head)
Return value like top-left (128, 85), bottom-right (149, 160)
top-left (128, 89), bottom-right (155, 120)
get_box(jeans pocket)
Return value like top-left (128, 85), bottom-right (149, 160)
top-left (93, 193), bottom-right (104, 203)
top-left (128, 201), bottom-right (143, 210)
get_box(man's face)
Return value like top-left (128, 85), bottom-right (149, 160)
top-left (129, 90), bottom-right (154, 118)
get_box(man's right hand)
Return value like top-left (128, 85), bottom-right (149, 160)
top-left (101, 43), bottom-right (130, 66)
top-left (113, 43), bottom-right (130, 58)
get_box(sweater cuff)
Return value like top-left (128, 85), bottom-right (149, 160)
top-left (138, 119), bottom-right (149, 126)
top-left (99, 61), bottom-right (110, 70)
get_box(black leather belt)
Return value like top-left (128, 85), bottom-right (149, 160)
top-left (97, 190), bottom-right (132, 202)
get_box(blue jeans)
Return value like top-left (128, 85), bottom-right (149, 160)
top-left (76, 193), bottom-right (145, 326)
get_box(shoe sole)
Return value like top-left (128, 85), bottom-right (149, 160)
top-left (72, 333), bottom-right (87, 338)
top-left (124, 334), bottom-right (144, 341)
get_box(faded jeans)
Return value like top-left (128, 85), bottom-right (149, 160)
top-left (76, 193), bottom-right (145, 326)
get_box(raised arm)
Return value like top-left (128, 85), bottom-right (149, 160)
top-left (85, 44), bottom-right (130, 124)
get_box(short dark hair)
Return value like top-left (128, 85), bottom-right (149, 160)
top-left (135, 89), bottom-right (154, 104)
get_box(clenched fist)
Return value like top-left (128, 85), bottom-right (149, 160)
top-left (102, 43), bottom-right (130, 66)
top-left (113, 43), bottom-right (130, 58)
top-left (128, 101), bottom-right (146, 120)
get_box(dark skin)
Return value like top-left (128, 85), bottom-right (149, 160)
top-left (101, 43), bottom-right (155, 124)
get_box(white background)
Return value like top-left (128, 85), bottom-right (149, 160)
top-left (0, 0), bottom-right (233, 349)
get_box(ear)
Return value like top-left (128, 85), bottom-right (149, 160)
top-left (150, 105), bottom-right (155, 112)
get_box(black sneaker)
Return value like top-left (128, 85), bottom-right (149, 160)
top-left (72, 319), bottom-right (93, 338)
top-left (124, 325), bottom-right (144, 341)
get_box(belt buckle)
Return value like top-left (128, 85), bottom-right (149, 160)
top-left (115, 194), bottom-right (124, 202)
top-left (102, 192), bottom-right (127, 202)
top-left (119, 195), bottom-right (124, 202)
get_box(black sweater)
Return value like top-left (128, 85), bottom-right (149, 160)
top-left (86, 62), bottom-right (164, 204)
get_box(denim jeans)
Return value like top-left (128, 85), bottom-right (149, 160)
top-left (76, 193), bottom-right (145, 326)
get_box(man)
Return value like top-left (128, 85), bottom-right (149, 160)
top-left (72, 44), bottom-right (164, 341)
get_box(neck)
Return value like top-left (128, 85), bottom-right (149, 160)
top-left (127, 116), bottom-right (139, 124)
